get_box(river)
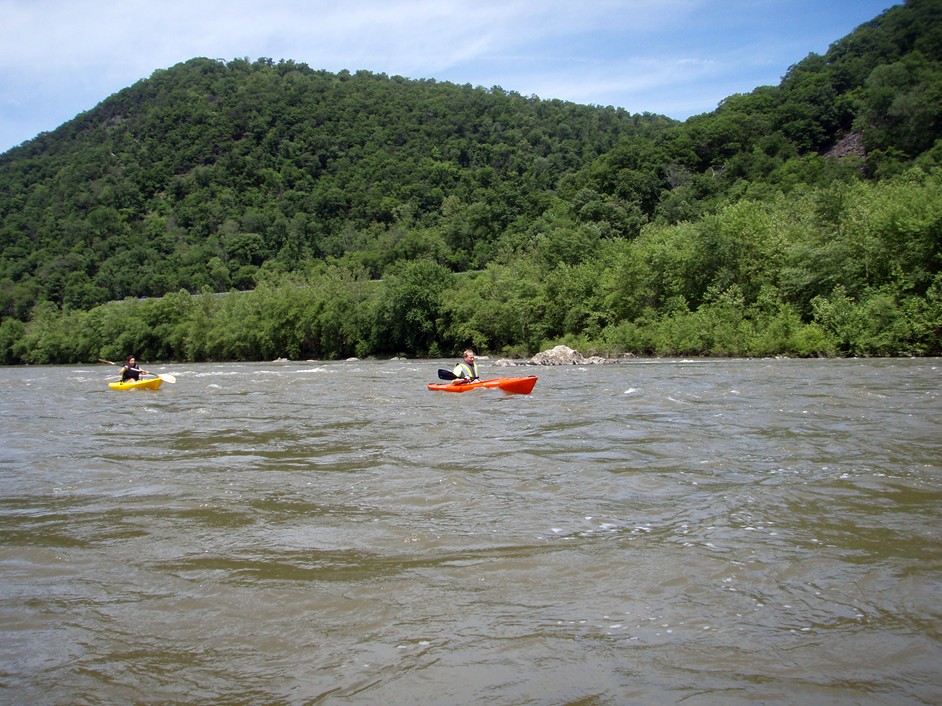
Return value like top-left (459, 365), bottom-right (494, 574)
top-left (1, 358), bottom-right (940, 705)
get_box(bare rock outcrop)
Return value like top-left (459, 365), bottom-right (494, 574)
top-left (494, 345), bottom-right (619, 366)
top-left (825, 132), bottom-right (865, 160)
top-left (530, 345), bottom-right (611, 365)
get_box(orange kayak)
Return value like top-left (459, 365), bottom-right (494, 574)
top-left (427, 376), bottom-right (538, 395)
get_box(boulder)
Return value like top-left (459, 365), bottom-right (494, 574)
top-left (493, 345), bottom-right (618, 366)
top-left (531, 345), bottom-right (583, 365)
top-left (529, 345), bottom-right (612, 365)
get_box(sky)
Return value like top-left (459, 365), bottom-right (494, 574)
top-left (0, 0), bottom-right (901, 155)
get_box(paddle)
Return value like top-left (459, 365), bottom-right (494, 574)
top-left (99, 357), bottom-right (176, 383)
top-left (437, 368), bottom-right (475, 383)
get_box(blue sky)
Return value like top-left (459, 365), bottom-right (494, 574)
top-left (0, 0), bottom-right (901, 154)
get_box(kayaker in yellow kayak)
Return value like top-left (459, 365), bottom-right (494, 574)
top-left (119, 355), bottom-right (151, 382)
top-left (453, 349), bottom-right (480, 381)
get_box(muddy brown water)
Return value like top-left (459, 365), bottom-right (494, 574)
top-left (1, 358), bottom-right (940, 704)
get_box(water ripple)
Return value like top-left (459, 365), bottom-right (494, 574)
top-left (1, 358), bottom-right (940, 704)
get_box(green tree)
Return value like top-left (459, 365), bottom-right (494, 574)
top-left (372, 260), bottom-right (450, 355)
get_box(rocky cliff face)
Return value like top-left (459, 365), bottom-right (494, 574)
top-left (825, 132), bottom-right (865, 160)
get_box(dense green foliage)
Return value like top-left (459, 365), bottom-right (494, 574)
top-left (0, 59), bottom-right (659, 311)
top-left (1, 0), bottom-right (941, 363)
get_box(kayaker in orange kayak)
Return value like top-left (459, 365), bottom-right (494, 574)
top-left (119, 355), bottom-right (151, 382)
top-left (453, 349), bottom-right (480, 382)
top-left (431, 351), bottom-right (536, 394)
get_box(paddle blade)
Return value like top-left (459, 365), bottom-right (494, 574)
top-left (158, 373), bottom-right (176, 384)
top-left (98, 358), bottom-right (116, 365)
top-left (438, 368), bottom-right (458, 380)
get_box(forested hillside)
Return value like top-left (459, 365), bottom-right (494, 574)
top-left (0, 60), bottom-right (665, 311)
top-left (1, 0), bottom-right (941, 363)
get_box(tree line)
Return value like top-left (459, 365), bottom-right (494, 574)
top-left (4, 165), bottom-right (939, 364)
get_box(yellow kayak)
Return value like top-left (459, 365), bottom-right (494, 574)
top-left (108, 377), bottom-right (163, 391)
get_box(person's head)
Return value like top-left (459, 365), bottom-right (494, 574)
top-left (463, 349), bottom-right (475, 362)
top-left (127, 356), bottom-right (136, 365)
